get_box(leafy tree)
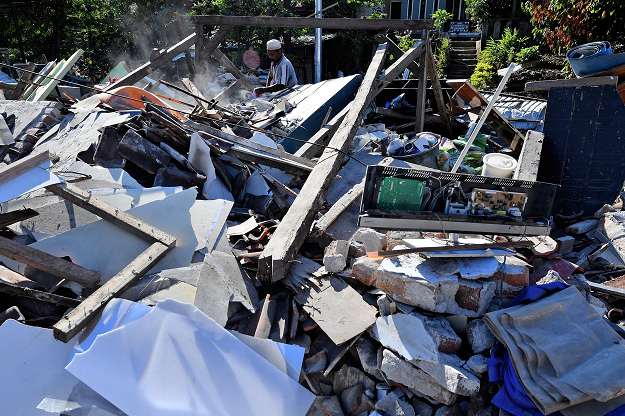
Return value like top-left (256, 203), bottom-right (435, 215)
top-left (465, 0), bottom-right (514, 25)
top-left (522, 0), bottom-right (625, 52)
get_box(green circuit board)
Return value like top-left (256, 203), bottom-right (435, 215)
top-left (375, 177), bottom-right (425, 212)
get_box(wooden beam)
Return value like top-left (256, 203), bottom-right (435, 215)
top-left (0, 281), bottom-right (80, 308)
top-left (380, 40), bottom-right (426, 84)
top-left (45, 183), bottom-right (177, 248)
top-left (198, 25), bottom-right (235, 63)
top-left (212, 48), bottom-right (255, 91)
top-left (375, 107), bottom-right (415, 120)
top-left (375, 34), bottom-right (419, 75)
top-left (103, 34), bottom-right (197, 92)
top-left (257, 44), bottom-right (388, 283)
top-left (309, 158), bottom-right (393, 241)
top-left (195, 23), bottom-right (204, 69)
top-left (525, 76), bottom-right (618, 91)
top-left (513, 130), bottom-right (543, 182)
top-left (174, 12), bottom-right (195, 74)
top-left (0, 150), bottom-right (49, 187)
top-left (181, 77), bottom-right (210, 110)
top-left (293, 104), bottom-right (350, 159)
top-left (0, 208), bottom-right (39, 228)
top-left (415, 30), bottom-right (429, 133)
top-left (10, 61), bottom-right (36, 100)
top-left (426, 42), bottom-right (454, 139)
top-left (0, 236), bottom-right (100, 288)
top-left (193, 15), bottom-right (434, 30)
top-left (53, 242), bottom-right (171, 342)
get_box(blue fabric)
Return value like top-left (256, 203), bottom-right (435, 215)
top-left (488, 281), bottom-right (625, 416)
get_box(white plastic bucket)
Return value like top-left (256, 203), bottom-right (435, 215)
top-left (482, 153), bottom-right (517, 178)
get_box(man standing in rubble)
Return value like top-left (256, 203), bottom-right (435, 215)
top-left (253, 39), bottom-right (298, 97)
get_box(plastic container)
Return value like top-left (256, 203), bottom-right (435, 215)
top-left (393, 133), bottom-right (441, 169)
top-left (482, 153), bottom-right (517, 178)
top-left (566, 41), bottom-right (625, 77)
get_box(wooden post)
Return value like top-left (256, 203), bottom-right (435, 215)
top-left (174, 12), bottom-right (195, 75)
top-left (426, 41), bottom-right (454, 139)
top-left (257, 44), bottom-right (388, 283)
top-left (415, 29), bottom-right (429, 133)
top-left (195, 23), bottom-right (204, 69)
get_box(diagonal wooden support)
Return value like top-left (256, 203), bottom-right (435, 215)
top-left (212, 48), bottom-right (255, 91)
top-left (46, 183), bottom-right (176, 248)
top-left (102, 34), bottom-right (197, 92)
top-left (379, 40), bottom-right (426, 85)
top-left (426, 41), bottom-right (454, 139)
top-left (257, 44), bottom-right (388, 283)
top-left (198, 25), bottom-right (235, 63)
top-left (293, 104), bottom-right (351, 160)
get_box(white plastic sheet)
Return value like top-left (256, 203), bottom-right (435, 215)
top-left (66, 299), bottom-right (315, 416)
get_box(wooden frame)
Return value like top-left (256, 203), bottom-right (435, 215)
top-left (0, 182), bottom-right (177, 342)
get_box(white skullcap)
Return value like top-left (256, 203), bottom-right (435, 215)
top-left (267, 39), bottom-right (281, 51)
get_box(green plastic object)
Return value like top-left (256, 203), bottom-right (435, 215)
top-left (375, 177), bottom-right (425, 212)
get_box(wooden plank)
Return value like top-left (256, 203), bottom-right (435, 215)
top-left (103, 34), bottom-right (197, 92)
top-left (426, 42), bottom-right (454, 139)
top-left (0, 235), bottom-right (100, 288)
top-left (525, 76), bottom-right (618, 91)
top-left (191, 123), bottom-right (316, 169)
top-left (257, 44), bottom-right (388, 283)
top-left (0, 208), bottom-right (39, 228)
top-left (212, 77), bottom-right (248, 104)
top-left (294, 104), bottom-right (350, 159)
top-left (309, 158), bottom-right (393, 241)
top-left (29, 49), bottom-right (84, 101)
top-left (589, 281), bottom-right (625, 298)
top-left (375, 107), bottom-right (414, 120)
top-left (380, 40), bottom-right (426, 83)
top-left (0, 281), bottom-right (80, 308)
top-left (0, 150), bottom-right (49, 187)
top-left (198, 25), bottom-right (235, 63)
top-left (195, 23), bottom-right (204, 69)
top-left (174, 12), bottom-right (195, 74)
top-left (45, 183), bottom-right (177, 248)
top-left (513, 130), bottom-right (543, 182)
top-left (375, 34), bottom-right (419, 75)
top-left (10, 61), bottom-right (36, 100)
top-left (181, 77), bottom-right (210, 110)
top-left (211, 48), bottom-right (255, 91)
top-left (193, 15), bottom-right (434, 30)
top-left (415, 30), bottom-right (429, 133)
top-left (53, 242), bottom-right (170, 342)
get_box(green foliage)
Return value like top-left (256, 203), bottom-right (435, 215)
top-left (432, 9), bottom-right (453, 30)
top-left (465, 0), bottom-right (513, 25)
top-left (436, 37), bottom-right (452, 77)
top-left (472, 28), bottom-right (537, 88)
top-left (522, 0), bottom-right (625, 52)
top-left (516, 45), bottom-right (540, 63)
top-left (471, 60), bottom-right (496, 89)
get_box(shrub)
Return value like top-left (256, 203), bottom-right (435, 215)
top-left (516, 45), bottom-right (540, 63)
top-left (471, 61), bottom-right (496, 88)
top-left (436, 37), bottom-right (452, 77)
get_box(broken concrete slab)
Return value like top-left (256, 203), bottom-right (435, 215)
top-left (138, 281), bottom-right (197, 306)
top-left (341, 384), bottom-right (364, 414)
top-left (355, 333), bottom-right (384, 380)
top-left (375, 390), bottom-right (416, 416)
top-left (465, 355), bottom-right (488, 376)
top-left (434, 257), bottom-right (499, 280)
top-left (332, 364), bottom-right (376, 397)
top-left (376, 253), bottom-right (495, 317)
top-left (595, 204), bottom-right (617, 218)
top-left (284, 256), bottom-right (377, 345)
top-left (566, 219), bottom-right (599, 235)
top-left (379, 349), bottom-right (458, 406)
top-left (324, 240), bottom-right (350, 273)
top-left (529, 235), bottom-right (558, 256)
top-left (556, 236), bottom-right (576, 255)
top-left (466, 319), bottom-right (496, 354)
top-left (351, 256), bottom-right (381, 286)
top-left (492, 256), bottom-right (530, 295)
top-left (411, 354), bottom-right (480, 397)
top-left (352, 228), bottom-right (387, 253)
top-left (372, 313), bottom-right (440, 363)
top-left (307, 396), bottom-right (345, 416)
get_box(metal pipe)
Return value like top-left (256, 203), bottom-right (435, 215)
top-left (314, 0), bottom-right (322, 83)
top-left (11, 3), bottom-right (26, 63)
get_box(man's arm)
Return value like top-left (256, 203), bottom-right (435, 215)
top-left (254, 83), bottom-right (287, 95)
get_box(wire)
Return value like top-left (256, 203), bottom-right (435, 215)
top-left (1, 62), bottom-right (371, 167)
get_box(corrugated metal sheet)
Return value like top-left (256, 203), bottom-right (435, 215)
top-left (481, 92), bottom-right (548, 132)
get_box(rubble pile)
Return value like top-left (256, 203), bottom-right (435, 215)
top-left (2, 20), bottom-right (625, 416)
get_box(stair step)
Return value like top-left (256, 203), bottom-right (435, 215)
top-left (450, 52), bottom-right (477, 59)
top-left (451, 40), bottom-right (478, 47)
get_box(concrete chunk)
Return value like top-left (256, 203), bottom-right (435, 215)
top-left (412, 354), bottom-right (480, 397)
top-left (556, 236), bottom-right (576, 255)
top-left (434, 257), bottom-right (499, 280)
top-left (353, 228), bottom-right (386, 253)
top-left (595, 204), bottom-right (617, 218)
top-left (466, 319), bottom-right (496, 354)
top-left (351, 256), bottom-right (381, 286)
top-left (324, 240), bottom-right (350, 273)
top-left (380, 349), bottom-right (458, 406)
top-left (465, 355), bottom-right (488, 376)
top-left (355, 334), bottom-right (384, 380)
top-left (372, 314), bottom-right (440, 363)
top-left (305, 350), bottom-right (328, 374)
top-left (376, 391), bottom-right (416, 416)
top-left (566, 219), bottom-right (598, 235)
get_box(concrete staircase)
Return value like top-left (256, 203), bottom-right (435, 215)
top-left (447, 40), bottom-right (479, 79)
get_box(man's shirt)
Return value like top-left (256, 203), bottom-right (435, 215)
top-left (269, 54), bottom-right (298, 88)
